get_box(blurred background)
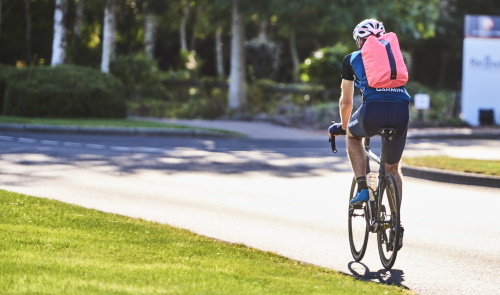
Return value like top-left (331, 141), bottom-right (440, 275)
top-left (0, 0), bottom-right (499, 128)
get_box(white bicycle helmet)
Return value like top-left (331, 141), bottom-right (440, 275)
top-left (353, 19), bottom-right (386, 40)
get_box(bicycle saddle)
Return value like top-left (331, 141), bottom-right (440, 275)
top-left (378, 128), bottom-right (397, 141)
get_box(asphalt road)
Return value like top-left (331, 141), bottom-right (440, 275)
top-left (0, 131), bottom-right (499, 295)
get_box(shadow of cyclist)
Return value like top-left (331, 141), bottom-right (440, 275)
top-left (347, 261), bottom-right (407, 287)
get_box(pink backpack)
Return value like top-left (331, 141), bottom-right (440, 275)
top-left (361, 32), bottom-right (409, 88)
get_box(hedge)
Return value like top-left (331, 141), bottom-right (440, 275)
top-left (3, 65), bottom-right (126, 118)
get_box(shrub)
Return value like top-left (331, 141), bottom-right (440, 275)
top-left (300, 42), bottom-right (353, 88)
top-left (110, 54), bottom-right (165, 101)
top-left (405, 81), bottom-right (463, 126)
top-left (247, 79), bottom-right (337, 115)
top-left (3, 65), bottom-right (126, 118)
top-left (0, 64), bottom-right (18, 114)
top-left (262, 98), bottom-right (339, 129)
top-left (128, 76), bottom-right (228, 119)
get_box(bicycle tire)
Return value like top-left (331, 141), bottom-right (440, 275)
top-left (348, 177), bottom-right (369, 262)
top-left (376, 174), bottom-right (401, 270)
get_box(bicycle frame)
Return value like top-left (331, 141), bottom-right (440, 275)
top-left (362, 128), bottom-right (396, 232)
top-left (347, 128), bottom-right (401, 269)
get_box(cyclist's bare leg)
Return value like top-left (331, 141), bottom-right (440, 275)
top-left (346, 131), bottom-right (366, 179)
top-left (385, 162), bottom-right (403, 205)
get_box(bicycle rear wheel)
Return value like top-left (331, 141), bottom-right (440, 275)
top-left (348, 177), bottom-right (369, 261)
top-left (376, 174), bottom-right (401, 270)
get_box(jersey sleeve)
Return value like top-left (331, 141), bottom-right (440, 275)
top-left (341, 54), bottom-right (355, 81)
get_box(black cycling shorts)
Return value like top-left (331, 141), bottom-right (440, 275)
top-left (348, 102), bottom-right (409, 165)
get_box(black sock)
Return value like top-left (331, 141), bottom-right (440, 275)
top-left (356, 177), bottom-right (368, 192)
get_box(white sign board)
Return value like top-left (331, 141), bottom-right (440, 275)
top-left (414, 93), bottom-right (430, 110)
top-left (461, 15), bottom-right (500, 126)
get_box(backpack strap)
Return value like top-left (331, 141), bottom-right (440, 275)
top-left (378, 39), bottom-right (397, 80)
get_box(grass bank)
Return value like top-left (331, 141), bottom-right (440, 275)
top-left (403, 156), bottom-right (500, 176)
top-left (0, 190), bottom-right (410, 294)
top-left (0, 116), bottom-right (242, 137)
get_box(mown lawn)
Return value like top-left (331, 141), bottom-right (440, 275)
top-left (0, 116), bottom-right (242, 137)
top-left (0, 190), bottom-right (411, 295)
top-left (403, 156), bottom-right (500, 176)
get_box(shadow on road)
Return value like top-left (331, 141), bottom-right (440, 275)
top-left (0, 133), bottom-right (354, 184)
top-left (347, 261), bottom-right (408, 288)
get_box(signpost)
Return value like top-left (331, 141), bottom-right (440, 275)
top-left (414, 93), bottom-right (430, 121)
top-left (461, 15), bottom-right (500, 126)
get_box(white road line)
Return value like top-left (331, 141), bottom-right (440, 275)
top-left (6, 136), bottom-right (151, 154)
top-left (18, 138), bottom-right (36, 143)
top-left (110, 146), bottom-right (132, 152)
top-left (134, 147), bottom-right (163, 153)
top-left (40, 140), bottom-right (59, 145)
top-left (86, 144), bottom-right (105, 149)
top-left (63, 142), bottom-right (83, 147)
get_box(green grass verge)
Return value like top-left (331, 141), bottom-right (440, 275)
top-left (0, 190), bottom-right (411, 294)
top-left (403, 156), bottom-right (500, 176)
top-left (0, 116), bottom-right (243, 137)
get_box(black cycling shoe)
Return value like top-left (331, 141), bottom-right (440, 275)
top-left (397, 226), bottom-right (404, 250)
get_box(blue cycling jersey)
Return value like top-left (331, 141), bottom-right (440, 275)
top-left (342, 53), bottom-right (411, 103)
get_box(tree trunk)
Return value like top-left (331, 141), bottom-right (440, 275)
top-left (144, 13), bottom-right (157, 59)
top-left (24, 0), bottom-right (31, 63)
top-left (189, 4), bottom-right (201, 52)
top-left (215, 26), bottom-right (224, 79)
top-left (180, 1), bottom-right (190, 52)
top-left (289, 31), bottom-right (300, 82)
top-left (228, 0), bottom-right (246, 111)
top-left (51, 0), bottom-right (67, 66)
top-left (0, 0), bottom-right (3, 37)
top-left (72, 0), bottom-right (84, 43)
top-left (101, 0), bottom-right (116, 73)
top-left (257, 20), bottom-right (268, 43)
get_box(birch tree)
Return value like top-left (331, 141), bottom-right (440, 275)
top-left (228, 0), bottom-right (246, 111)
top-left (144, 11), bottom-right (156, 59)
top-left (101, 0), bottom-right (116, 73)
top-left (215, 26), bottom-right (224, 78)
top-left (51, 0), bottom-right (67, 66)
top-left (179, 0), bottom-right (190, 52)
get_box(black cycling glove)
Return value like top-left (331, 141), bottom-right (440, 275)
top-left (328, 122), bottom-right (346, 154)
top-left (328, 122), bottom-right (346, 136)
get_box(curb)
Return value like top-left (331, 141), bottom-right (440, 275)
top-left (0, 123), bottom-right (237, 138)
top-left (402, 165), bottom-right (500, 188)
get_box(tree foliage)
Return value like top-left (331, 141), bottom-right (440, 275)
top-left (0, 0), bottom-right (498, 90)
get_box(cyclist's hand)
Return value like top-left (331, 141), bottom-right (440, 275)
top-left (328, 122), bottom-right (346, 137)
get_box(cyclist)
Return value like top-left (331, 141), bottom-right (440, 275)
top-left (329, 19), bottom-right (410, 208)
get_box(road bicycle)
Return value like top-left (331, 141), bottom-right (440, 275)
top-left (341, 128), bottom-right (402, 270)
top-left (347, 128), bottom-right (402, 269)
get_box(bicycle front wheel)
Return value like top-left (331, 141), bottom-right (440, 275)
top-left (348, 177), bottom-right (369, 262)
top-left (376, 174), bottom-right (401, 270)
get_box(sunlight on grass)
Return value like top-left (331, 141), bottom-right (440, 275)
top-left (403, 156), bottom-right (500, 176)
top-left (0, 190), bottom-right (411, 294)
